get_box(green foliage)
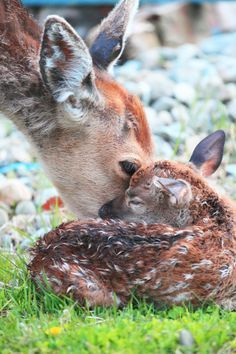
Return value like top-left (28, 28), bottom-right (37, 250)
top-left (0, 251), bottom-right (236, 354)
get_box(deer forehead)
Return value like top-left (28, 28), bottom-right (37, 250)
top-left (95, 75), bottom-right (154, 155)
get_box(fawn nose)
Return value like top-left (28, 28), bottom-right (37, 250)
top-left (126, 188), bottom-right (136, 198)
top-left (99, 200), bottom-right (115, 219)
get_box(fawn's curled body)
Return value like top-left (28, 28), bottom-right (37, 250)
top-left (29, 131), bottom-right (236, 309)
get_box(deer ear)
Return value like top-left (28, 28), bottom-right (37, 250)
top-left (189, 130), bottom-right (225, 177)
top-left (40, 16), bottom-right (95, 104)
top-left (90, 0), bottom-right (139, 70)
top-left (152, 177), bottom-right (192, 207)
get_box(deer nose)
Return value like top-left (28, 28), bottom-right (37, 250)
top-left (99, 200), bottom-right (115, 219)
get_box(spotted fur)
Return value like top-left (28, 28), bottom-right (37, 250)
top-left (29, 156), bottom-right (236, 309)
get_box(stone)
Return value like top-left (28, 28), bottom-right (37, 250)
top-left (0, 208), bottom-right (9, 226)
top-left (157, 111), bottom-right (173, 126)
top-left (217, 83), bottom-right (236, 102)
top-left (226, 164), bottom-right (236, 177)
top-left (179, 329), bottom-right (195, 347)
top-left (143, 71), bottom-right (175, 100)
top-left (152, 97), bottom-right (177, 113)
top-left (0, 180), bottom-right (32, 206)
top-left (154, 136), bottom-right (174, 159)
top-left (171, 104), bottom-right (190, 124)
top-left (227, 99), bottom-right (236, 121)
top-left (177, 43), bottom-right (201, 61)
top-left (35, 187), bottom-right (59, 207)
top-left (15, 201), bottom-right (37, 215)
top-left (144, 107), bottom-right (159, 134)
top-left (173, 83), bottom-right (196, 105)
top-left (137, 48), bottom-right (162, 69)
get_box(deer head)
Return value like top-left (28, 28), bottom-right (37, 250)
top-left (99, 130), bottom-right (226, 226)
top-left (0, 0), bottom-right (154, 218)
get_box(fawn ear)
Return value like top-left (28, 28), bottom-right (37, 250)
top-left (189, 130), bottom-right (225, 177)
top-left (40, 16), bottom-right (95, 105)
top-left (153, 177), bottom-right (192, 206)
top-left (90, 0), bottom-right (139, 69)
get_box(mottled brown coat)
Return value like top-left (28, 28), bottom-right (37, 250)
top-left (29, 133), bottom-right (236, 309)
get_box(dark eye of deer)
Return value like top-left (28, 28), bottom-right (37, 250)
top-left (120, 161), bottom-right (138, 176)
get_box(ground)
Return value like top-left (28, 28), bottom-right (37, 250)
top-left (0, 33), bottom-right (236, 353)
top-left (1, 253), bottom-right (236, 353)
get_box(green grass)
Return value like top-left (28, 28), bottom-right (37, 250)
top-left (1, 251), bottom-right (236, 354)
top-left (0, 109), bottom-right (236, 353)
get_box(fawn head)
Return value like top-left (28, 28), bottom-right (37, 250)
top-left (37, 0), bottom-right (154, 217)
top-left (99, 131), bottom-right (226, 226)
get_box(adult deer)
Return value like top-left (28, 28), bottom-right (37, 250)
top-left (0, 0), bottom-right (154, 217)
top-left (29, 131), bottom-right (236, 310)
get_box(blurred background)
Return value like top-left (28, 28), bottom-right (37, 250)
top-left (0, 0), bottom-right (236, 250)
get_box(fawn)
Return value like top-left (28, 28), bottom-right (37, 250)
top-left (29, 131), bottom-right (236, 310)
top-left (0, 0), bottom-right (154, 218)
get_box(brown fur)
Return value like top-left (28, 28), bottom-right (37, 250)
top-left (29, 160), bottom-right (236, 310)
top-left (0, 0), bottom-right (154, 218)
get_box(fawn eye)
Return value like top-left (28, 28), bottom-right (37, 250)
top-left (129, 198), bottom-right (144, 206)
top-left (120, 161), bottom-right (139, 176)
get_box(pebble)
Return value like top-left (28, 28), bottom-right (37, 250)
top-left (227, 99), bottom-right (236, 120)
top-left (179, 329), bottom-right (195, 347)
top-left (171, 104), bottom-right (190, 124)
top-left (152, 97), bottom-right (177, 113)
top-left (143, 71), bottom-right (175, 100)
top-left (15, 201), bottom-right (37, 215)
top-left (0, 208), bottom-right (9, 226)
top-left (0, 180), bottom-right (32, 206)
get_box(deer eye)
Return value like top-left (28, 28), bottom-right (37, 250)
top-left (120, 161), bottom-right (139, 176)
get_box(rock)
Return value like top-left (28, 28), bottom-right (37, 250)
top-left (0, 180), bottom-right (32, 206)
top-left (157, 111), bottom-right (173, 126)
top-left (157, 122), bottom-right (183, 142)
top-left (227, 99), bottom-right (236, 121)
top-left (20, 238), bottom-right (32, 251)
top-left (226, 164), bottom-right (236, 177)
top-left (122, 81), bottom-right (151, 105)
top-left (170, 59), bottom-right (217, 86)
top-left (15, 201), bottom-right (37, 215)
top-left (177, 43), bottom-right (201, 61)
top-left (173, 83), bottom-right (196, 105)
top-left (144, 107), bottom-right (159, 134)
top-left (171, 104), bottom-right (190, 124)
top-left (179, 329), bottom-right (195, 347)
top-left (152, 97), bottom-right (177, 113)
top-left (143, 71), bottom-right (175, 100)
top-left (159, 47), bottom-right (177, 61)
top-left (215, 56), bottom-right (236, 82)
top-left (201, 33), bottom-right (236, 55)
top-left (0, 202), bottom-right (11, 214)
top-left (0, 235), bottom-right (12, 250)
top-left (0, 209), bottom-right (9, 226)
top-left (189, 99), bottom-right (227, 131)
top-left (154, 136), bottom-right (174, 159)
top-left (137, 48), bottom-right (162, 69)
top-left (217, 83), bottom-right (236, 102)
top-left (115, 60), bottom-right (142, 78)
top-left (35, 187), bottom-right (59, 207)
